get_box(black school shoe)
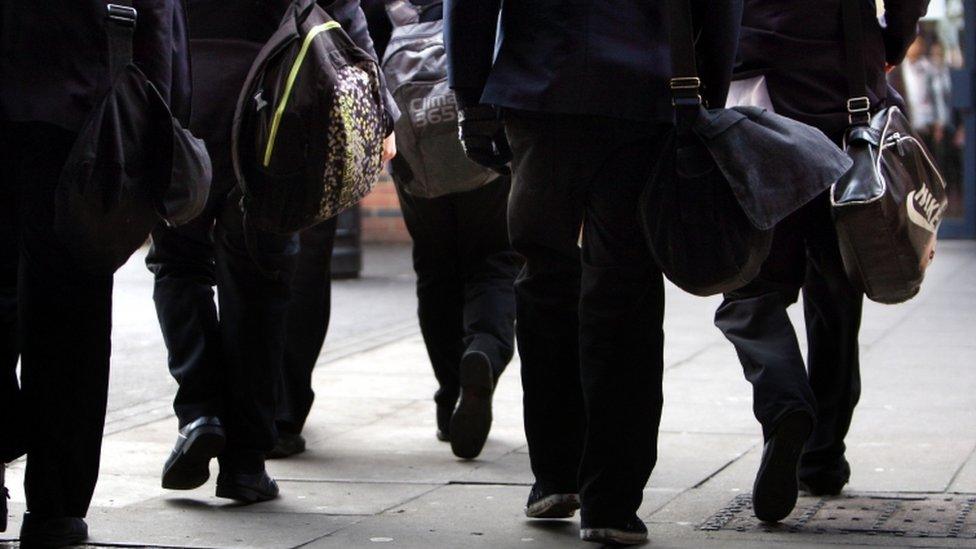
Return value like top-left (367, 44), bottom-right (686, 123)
top-left (267, 432), bottom-right (307, 459)
top-left (449, 351), bottom-right (494, 460)
top-left (524, 485), bottom-right (580, 519)
top-left (215, 469), bottom-right (279, 504)
top-left (19, 513), bottom-right (88, 548)
top-left (799, 456), bottom-right (851, 496)
top-left (580, 515), bottom-right (648, 545)
top-left (435, 399), bottom-right (454, 442)
top-left (753, 411), bottom-right (814, 523)
top-left (161, 416), bottom-right (226, 490)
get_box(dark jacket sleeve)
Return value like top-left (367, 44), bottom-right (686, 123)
top-left (444, 0), bottom-right (502, 106)
top-left (882, 0), bottom-right (930, 65)
top-left (326, 0), bottom-right (400, 132)
top-left (133, 0), bottom-right (192, 123)
top-left (691, 0), bottom-right (742, 109)
top-left (169, 0), bottom-right (192, 125)
top-left (361, 0), bottom-right (393, 59)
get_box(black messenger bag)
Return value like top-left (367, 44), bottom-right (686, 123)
top-left (640, 0), bottom-right (853, 296)
top-left (233, 0), bottom-right (386, 234)
top-left (56, 2), bottom-right (212, 276)
top-left (831, 0), bottom-right (949, 304)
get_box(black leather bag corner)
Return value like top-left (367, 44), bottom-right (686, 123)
top-left (55, 3), bottom-right (211, 276)
top-left (831, 0), bottom-right (949, 304)
top-left (641, 0), bottom-right (852, 296)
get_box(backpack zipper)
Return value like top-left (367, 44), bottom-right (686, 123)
top-left (263, 21), bottom-right (342, 167)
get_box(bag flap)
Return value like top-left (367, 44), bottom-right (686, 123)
top-left (694, 106), bottom-right (853, 230)
top-left (383, 21), bottom-right (445, 91)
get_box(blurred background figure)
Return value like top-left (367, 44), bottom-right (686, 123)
top-left (888, 0), bottom-right (967, 219)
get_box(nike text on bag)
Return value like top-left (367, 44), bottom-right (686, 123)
top-left (233, 0), bottom-right (386, 234)
top-left (56, 3), bottom-right (212, 276)
top-left (832, 0), bottom-right (949, 304)
top-left (381, 0), bottom-right (495, 198)
top-left (641, 0), bottom-right (853, 296)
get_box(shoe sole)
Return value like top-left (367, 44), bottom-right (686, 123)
top-left (161, 426), bottom-right (226, 490)
top-left (525, 494), bottom-right (580, 519)
top-left (21, 532), bottom-right (88, 547)
top-left (215, 483), bottom-right (279, 504)
top-left (580, 527), bottom-right (647, 545)
top-left (753, 412), bottom-right (813, 523)
top-left (798, 479), bottom-right (845, 497)
top-left (450, 352), bottom-right (494, 460)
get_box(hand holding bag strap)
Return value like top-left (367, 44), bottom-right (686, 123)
top-left (667, 0), bottom-right (703, 136)
top-left (105, 1), bottom-right (137, 80)
top-left (840, 0), bottom-right (872, 126)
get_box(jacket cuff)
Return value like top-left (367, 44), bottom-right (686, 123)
top-left (883, 25), bottom-right (918, 66)
top-left (453, 88), bottom-right (485, 110)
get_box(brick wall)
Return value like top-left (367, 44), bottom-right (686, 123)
top-left (360, 171), bottom-right (411, 243)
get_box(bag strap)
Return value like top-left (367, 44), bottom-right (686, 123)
top-left (840, 0), bottom-right (872, 126)
top-left (666, 0), bottom-right (703, 136)
top-left (105, 1), bottom-right (137, 79)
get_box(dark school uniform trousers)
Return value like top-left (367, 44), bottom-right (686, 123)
top-left (276, 217), bottom-right (338, 435)
top-left (145, 40), bottom-right (299, 472)
top-left (714, 189), bottom-right (863, 486)
top-left (394, 175), bottom-right (519, 413)
top-left (0, 121), bottom-right (112, 518)
top-left (503, 111), bottom-right (670, 525)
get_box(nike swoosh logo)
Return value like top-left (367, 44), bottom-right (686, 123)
top-left (906, 190), bottom-right (938, 233)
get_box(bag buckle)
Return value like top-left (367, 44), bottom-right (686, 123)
top-left (847, 96), bottom-right (871, 125)
top-left (106, 4), bottom-right (137, 27)
top-left (670, 77), bottom-right (702, 107)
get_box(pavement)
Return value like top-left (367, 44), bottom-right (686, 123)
top-left (2, 241), bottom-right (976, 548)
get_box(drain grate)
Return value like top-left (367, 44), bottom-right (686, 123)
top-left (700, 493), bottom-right (976, 539)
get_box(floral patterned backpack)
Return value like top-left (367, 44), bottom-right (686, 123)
top-left (232, 0), bottom-right (386, 234)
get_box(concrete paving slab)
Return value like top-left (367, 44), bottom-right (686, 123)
top-left (304, 484), bottom-right (588, 549)
top-left (949, 448), bottom-right (976, 493)
top-left (650, 432), bottom-right (757, 491)
top-left (145, 480), bottom-right (442, 517)
top-left (304, 483), bottom-right (678, 549)
top-left (459, 451), bottom-right (533, 486)
top-left (261, 445), bottom-right (480, 485)
top-left (0, 500), bottom-right (359, 549)
top-left (845, 437), bottom-right (975, 493)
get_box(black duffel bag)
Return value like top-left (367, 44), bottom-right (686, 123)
top-left (641, 0), bottom-right (853, 296)
top-left (831, 0), bottom-right (949, 304)
top-left (55, 2), bottom-right (211, 276)
top-left (232, 0), bottom-right (387, 234)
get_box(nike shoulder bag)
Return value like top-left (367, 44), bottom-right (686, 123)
top-left (831, 0), bottom-right (949, 304)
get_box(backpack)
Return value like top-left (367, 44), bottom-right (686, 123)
top-left (233, 0), bottom-right (386, 234)
top-left (381, 0), bottom-right (496, 198)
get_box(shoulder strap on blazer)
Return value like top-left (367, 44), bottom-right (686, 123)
top-left (840, 0), bottom-right (872, 126)
top-left (666, 0), bottom-right (703, 135)
top-left (105, 1), bottom-right (136, 79)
